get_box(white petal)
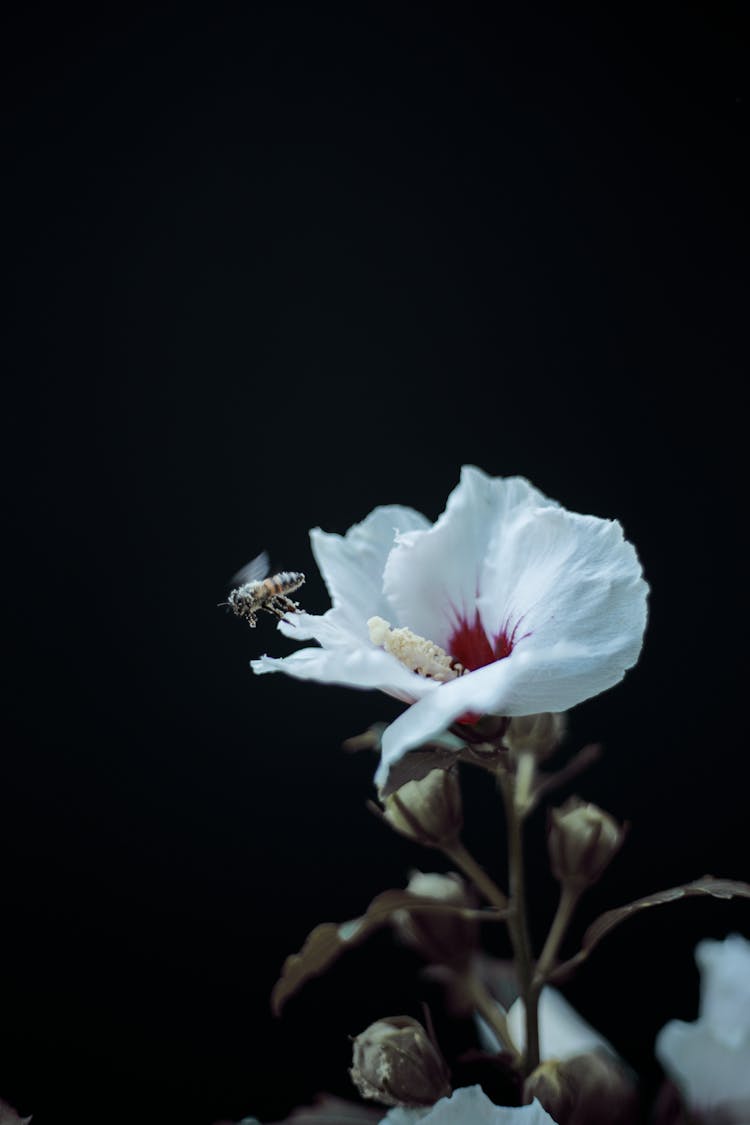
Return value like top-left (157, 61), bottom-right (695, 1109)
top-left (506, 987), bottom-right (618, 1062)
top-left (476, 1004), bottom-right (505, 1056)
top-left (656, 1019), bottom-right (750, 1121)
top-left (383, 468), bottom-right (556, 647)
top-left (311, 505), bottom-right (430, 642)
top-left (252, 641), bottom-right (435, 703)
top-left (696, 934), bottom-right (750, 1048)
top-left (381, 1087), bottom-right (556, 1124)
top-left (376, 659), bottom-right (525, 787)
top-left (476, 505), bottom-right (647, 679)
top-left (0, 1098), bottom-right (32, 1125)
top-left (276, 609), bottom-right (363, 649)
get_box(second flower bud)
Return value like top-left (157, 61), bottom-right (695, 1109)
top-left (548, 797), bottom-right (625, 891)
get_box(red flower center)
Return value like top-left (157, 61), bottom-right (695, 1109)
top-left (448, 610), bottom-right (517, 671)
top-left (447, 611), bottom-right (529, 725)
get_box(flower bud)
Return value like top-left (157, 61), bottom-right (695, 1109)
top-left (524, 1052), bottom-right (639, 1125)
top-left (381, 768), bottom-right (463, 848)
top-left (548, 798), bottom-right (625, 890)
top-left (523, 1060), bottom-right (576, 1123)
top-left (504, 713), bottom-right (566, 760)
top-left (392, 871), bottom-right (478, 969)
top-left (349, 1016), bottom-right (451, 1107)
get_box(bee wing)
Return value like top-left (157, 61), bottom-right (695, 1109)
top-left (230, 550), bottom-right (270, 586)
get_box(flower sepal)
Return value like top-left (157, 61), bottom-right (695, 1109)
top-left (379, 768), bottom-right (463, 850)
top-left (524, 1052), bottom-right (639, 1125)
top-left (503, 714), bottom-right (566, 763)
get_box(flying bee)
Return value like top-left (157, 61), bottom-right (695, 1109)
top-left (223, 550), bottom-right (305, 628)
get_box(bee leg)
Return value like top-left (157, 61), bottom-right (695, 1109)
top-left (276, 595), bottom-right (300, 614)
top-left (264, 596), bottom-right (299, 620)
top-left (260, 600), bottom-right (286, 620)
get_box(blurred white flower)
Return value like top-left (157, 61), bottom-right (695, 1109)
top-left (656, 933), bottom-right (750, 1123)
top-left (0, 1097), bottom-right (31, 1125)
top-left (381, 1085), bottom-right (557, 1123)
top-left (477, 987), bottom-right (638, 1124)
top-left (477, 986), bottom-right (618, 1062)
top-left (252, 466), bottom-right (648, 789)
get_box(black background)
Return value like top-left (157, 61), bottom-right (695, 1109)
top-left (4, 3), bottom-right (749, 1123)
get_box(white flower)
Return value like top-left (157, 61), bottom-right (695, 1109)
top-left (381, 1086), bottom-right (557, 1124)
top-left (252, 467), bottom-right (648, 789)
top-left (477, 986), bottom-right (618, 1062)
top-left (656, 933), bottom-right (750, 1123)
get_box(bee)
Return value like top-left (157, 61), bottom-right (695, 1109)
top-left (223, 551), bottom-right (305, 628)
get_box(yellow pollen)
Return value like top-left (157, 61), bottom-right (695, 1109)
top-left (367, 616), bottom-right (464, 682)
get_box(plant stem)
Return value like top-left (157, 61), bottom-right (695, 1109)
top-left (441, 841), bottom-right (520, 1060)
top-left (500, 773), bottom-right (540, 1075)
top-left (535, 884), bottom-right (581, 985)
top-left (461, 970), bottom-right (521, 1061)
top-left (443, 840), bottom-right (509, 913)
top-left (514, 751), bottom-right (536, 816)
